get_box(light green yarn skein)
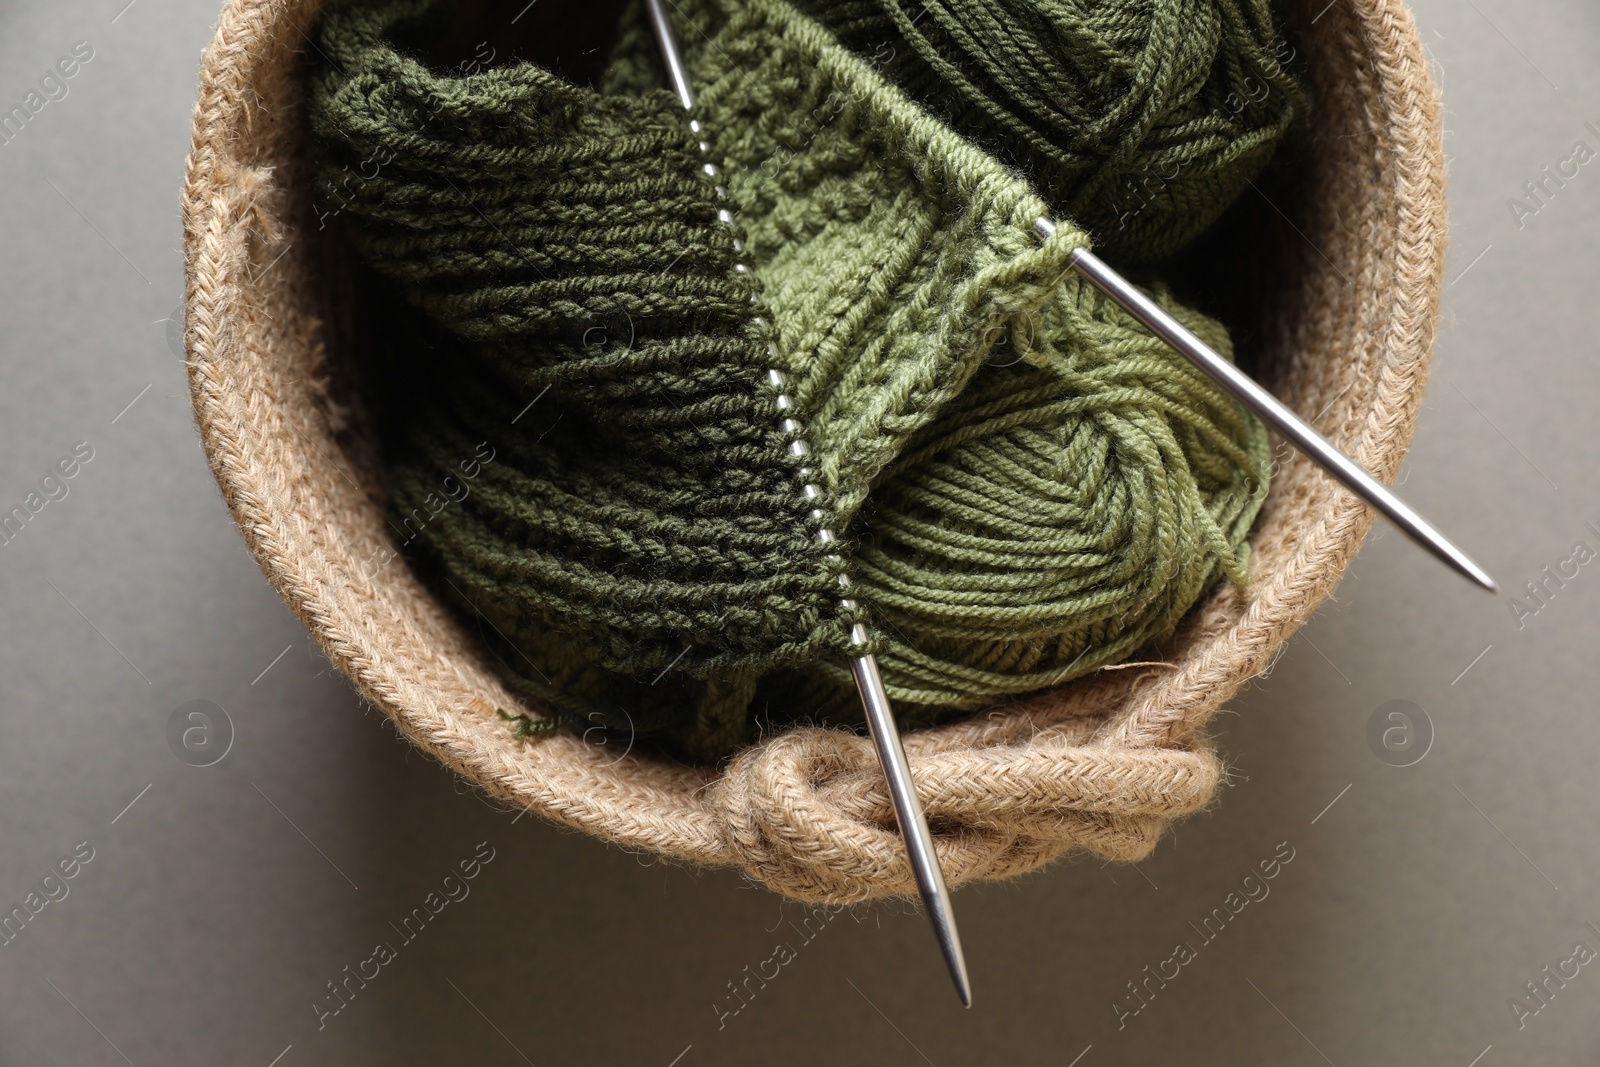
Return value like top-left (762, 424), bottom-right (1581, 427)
top-left (818, 275), bottom-right (1270, 720)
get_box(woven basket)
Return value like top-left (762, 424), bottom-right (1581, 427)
top-left (182, 0), bottom-right (1445, 903)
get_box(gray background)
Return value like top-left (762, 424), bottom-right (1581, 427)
top-left (0, 1), bottom-right (1595, 1064)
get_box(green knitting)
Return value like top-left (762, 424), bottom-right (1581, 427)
top-left (309, 0), bottom-right (1272, 760)
top-left (792, 0), bottom-right (1307, 263)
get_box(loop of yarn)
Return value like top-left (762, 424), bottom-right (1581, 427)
top-left (797, 0), bottom-right (1307, 262)
top-left (310, 0), bottom-right (1274, 760)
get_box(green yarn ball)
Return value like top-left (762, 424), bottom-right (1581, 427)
top-left (797, 0), bottom-right (1307, 263)
top-left (309, 0), bottom-right (1273, 761)
top-left (785, 275), bottom-right (1269, 727)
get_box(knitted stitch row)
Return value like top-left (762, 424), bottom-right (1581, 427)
top-left (310, 0), bottom-right (1271, 759)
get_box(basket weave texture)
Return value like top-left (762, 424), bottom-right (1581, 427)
top-left (182, 0), bottom-right (1446, 903)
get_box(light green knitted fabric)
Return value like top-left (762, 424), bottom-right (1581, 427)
top-left (311, 0), bottom-right (1271, 758)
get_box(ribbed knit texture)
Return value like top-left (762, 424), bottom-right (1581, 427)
top-left (791, 0), bottom-right (1306, 263)
top-left (310, 0), bottom-right (1271, 760)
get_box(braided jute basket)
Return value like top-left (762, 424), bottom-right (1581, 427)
top-left (182, 0), bottom-right (1445, 902)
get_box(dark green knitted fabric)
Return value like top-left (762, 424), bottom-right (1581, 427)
top-left (309, 0), bottom-right (1273, 761)
top-left (791, 0), bottom-right (1307, 263)
top-left (311, 0), bottom-right (873, 757)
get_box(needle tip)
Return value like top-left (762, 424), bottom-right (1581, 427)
top-left (1393, 515), bottom-right (1496, 595)
top-left (932, 901), bottom-right (972, 1008)
top-left (1456, 556), bottom-right (1497, 594)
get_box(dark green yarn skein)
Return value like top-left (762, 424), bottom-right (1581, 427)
top-left (309, 0), bottom-right (1273, 761)
top-left (796, 0), bottom-right (1307, 263)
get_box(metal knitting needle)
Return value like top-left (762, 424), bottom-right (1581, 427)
top-left (643, 0), bottom-right (973, 1008)
top-left (1034, 218), bottom-right (1497, 594)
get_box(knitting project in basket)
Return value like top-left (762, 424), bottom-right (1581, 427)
top-left (306, 0), bottom-right (1274, 761)
top-left (182, 0), bottom-right (1446, 902)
